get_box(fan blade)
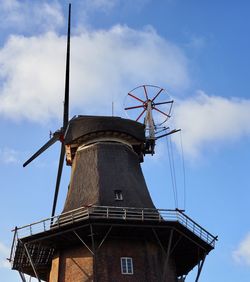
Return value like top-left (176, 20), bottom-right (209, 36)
top-left (51, 143), bottom-right (65, 218)
top-left (143, 85), bottom-right (148, 100)
top-left (154, 100), bottom-right (173, 106)
top-left (136, 109), bottom-right (146, 121)
top-left (23, 134), bottom-right (60, 167)
top-left (51, 4), bottom-right (71, 219)
top-left (128, 93), bottom-right (144, 104)
top-left (152, 88), bottom-right (163, 102)
top-left (63, 3), bottom-right (71, 130)
top-left (152, 106), bottom-right (170, 117)
top-left (125, 105), bottom-right (144, 110)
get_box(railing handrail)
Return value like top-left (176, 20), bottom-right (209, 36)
top-left (11, 205), bottom-right (217, 251)
top-left (11, 205), bottom-right (91, 232)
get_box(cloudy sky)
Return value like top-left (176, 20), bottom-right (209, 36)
top-left (0, 0), bottom-right (250, 281)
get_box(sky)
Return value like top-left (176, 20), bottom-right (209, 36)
top-left (0, 0), bottom-right (250, 281)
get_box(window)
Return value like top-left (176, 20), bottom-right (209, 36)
top-left (121, 257), bottom-right (133, 274)
top-left (114, 190), bottom-right (123, 201)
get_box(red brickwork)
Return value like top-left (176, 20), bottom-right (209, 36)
top-left (49, 237), bottom-right (176, 282)
top-left (49, 246), bottom-right (93, 282)
top-left (95, 238), bottom-right (176, 282)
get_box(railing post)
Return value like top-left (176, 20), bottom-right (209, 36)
top-left (142, 209), bottom-right (144, 221)
top-left (9, 226), bottom-right (18, 263)
top-left (107, 207), bottom-right (109, 219)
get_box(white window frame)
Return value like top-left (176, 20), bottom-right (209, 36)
top-left (120, 257), bottom-right (133, 275)
top-left (114, 190), bottom-right (123, 201)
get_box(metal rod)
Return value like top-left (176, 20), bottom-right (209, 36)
top-left (125, 105), bottom-right (144, 110)
top-left (22, 243), bottom-right (41, 282)
top-left (152, 228), bottom-right (166, 256)
top-left (143, 85), bottom-right (148, 99)
top-left (170, 234), bottom-right (182, 255)
top-left (136, 108), bottom-right (146, 121)
top-left (90, 224), bottom-right (95, 253)
top-left (73, 231), bottom-right (94, 255)
top-left (156, 129), bottom-right (181, 140)
top-left (18, 271), bottom-right (26, 282)
top-left (128, 92), bottom-right (144, 103)
top-left (195, 255), bottom-right (206, 282)
top-left (9, 226), bottom-right (18, 262)
top-left (154, 100), bottom-right (173, 106)
top-left (152, 88), bottom-right (163, 102)
top-left (152, 106), bottom-right (170, 117)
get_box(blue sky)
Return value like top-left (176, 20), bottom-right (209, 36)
top-left (0, 0), bottom-right (250, 281)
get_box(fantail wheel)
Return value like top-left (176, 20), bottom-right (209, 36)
top-left (124, 85), bottom-right (173, 128)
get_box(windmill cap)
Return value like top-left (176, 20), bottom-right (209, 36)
top-left (64, 115), bottom-right (146, 145)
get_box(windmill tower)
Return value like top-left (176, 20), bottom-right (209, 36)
top-left (9, 4), bottom-right (217, 282)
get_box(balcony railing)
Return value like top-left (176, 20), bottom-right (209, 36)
top-left (10, 205), bottom-right (217, 264)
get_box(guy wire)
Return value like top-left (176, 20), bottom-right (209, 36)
top-left (179, 130), bottom-right (187, 210)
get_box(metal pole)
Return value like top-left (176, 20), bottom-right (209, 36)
top-left (18, 271), bottom-right (26, 282)
top-left (90, 225), bottom-right (97, 282)
top-left (162, 229), bottom-right (174, 282)
top-left (9, 226), bottom-right (18, 262)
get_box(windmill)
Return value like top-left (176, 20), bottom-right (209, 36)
top-left (9, 4), bottom-right (217, 282)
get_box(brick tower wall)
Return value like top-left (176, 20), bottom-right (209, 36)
top-left (49, 237), bottom-right (176, 282)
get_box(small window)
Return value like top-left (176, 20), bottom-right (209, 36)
top-left (114, 190), bottom-right (123, 201)
top-left (121, 257), bottom-right (133, 274)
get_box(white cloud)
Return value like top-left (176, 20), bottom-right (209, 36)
top-left (0, 0), bottom-right (64, 32)
top-left (233, 233), bottom-right (250, 266)
top-left (82, 0), bottom-right (151, 12)
top-left (0, 25), bottom-right (190, 122)
top-left (1, 0), bottom-right (19, 10)
top-left (84, 0), bottom-right (118, 11)
top-left (173, 91), bottom-right (250, 158)
top-left (0, 242), bottom-right (10, 268)
top-left (0, 148), bottom-right (20, 164)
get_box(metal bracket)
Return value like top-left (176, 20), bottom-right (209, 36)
top-left (195, 254), bottom-right (207, 282)
top-left (97, 226), bottom-right (113, 250)
top-left (18, 271), bottom-right (27, 282)
top-left (74, 231), bottom-right (94, 255)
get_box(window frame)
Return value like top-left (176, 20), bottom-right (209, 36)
top-left (120, 257), bottom-right (133, 275)
top-left (114, 190), bottom-right (123, 201)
